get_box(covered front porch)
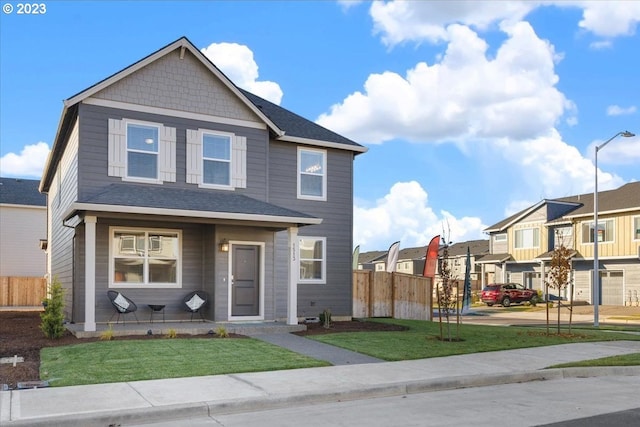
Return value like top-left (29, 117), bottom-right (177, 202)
top-left (66, 319), bottom-right (306, 338)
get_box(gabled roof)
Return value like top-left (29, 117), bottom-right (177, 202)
top-left (484, 181), bottom-right (640, 233)
top-left (41, 36), bottom-right (366, 192)
top-left (63, 184), bottom-right (321, 227)
top-left (442, 239), bottom-right (490, 257)
top-left (358, 250), bottom-right (387, 264)
top-left (397, 246), bottom-right (428, 261)
top-left (0, 178), bottom-right (46, 207)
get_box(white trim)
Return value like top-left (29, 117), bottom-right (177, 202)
top-left (124, 119), bottom-right (162, 183)
top-left (0, 204), bottom-right (46, 210)
top-left (581, 218), bottom-right (615, 245)
top-left (633, 215), bottom-right (640, 241)
top-left (65, 202), bottom-right (323, 226)
top-left (279, 134), bottom-right (368, 154)
top-left (108, 226), bottom-right (182, 289)
top-left (298, 236), bottom-right (327, 284)
top-left (84, 97), bottom-right (267, 131)
top-left (84, 216), bottom-right (97, 332)
top-left (297, 147), bottom-right (327, 201)
top-left (288, 227), bottom-right (299, 325)
top-left (228, 241), bottom-right (265, 321)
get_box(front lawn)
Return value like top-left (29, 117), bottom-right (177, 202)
top-left (309, 318), bottom-right (640, 361)
top-left (41, 337), bottom-right (329, 387)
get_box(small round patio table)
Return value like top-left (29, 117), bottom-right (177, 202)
top-left (148, 304), bottom-right (166, 323)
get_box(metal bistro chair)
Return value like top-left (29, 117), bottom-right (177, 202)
top-left (107, 290), bottom-right (139, 325)
top-left (183, 290), bottom-right (208, 322)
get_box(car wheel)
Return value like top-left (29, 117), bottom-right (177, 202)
top-left (486, 303), bottom-right (493, 307)
top-left (529, 295), bottom-right (538, 305)
top-left (502, 297), bottom-right (511, 307)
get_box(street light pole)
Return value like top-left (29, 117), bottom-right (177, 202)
top-left (593, 131), bottom-right (635, 327)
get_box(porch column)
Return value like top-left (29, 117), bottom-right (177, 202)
top-left (84, 215), bottom-right (97, 332)
top-left (287, 227), bottom-right (299, 325)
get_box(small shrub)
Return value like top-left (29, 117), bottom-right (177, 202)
top-left (165, 328), bottom-right (178, 339)
top-left (40, 278), bottom-right (65, 339)
top-left (320, 308), bottom-right (332, 329)
top-left (215, 326), bottom-right (229, 338)
top-left (100, 324), bottom-right (114, 341)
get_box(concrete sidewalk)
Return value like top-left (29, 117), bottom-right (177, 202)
top-left (2, 341), bottom-right (640, 427)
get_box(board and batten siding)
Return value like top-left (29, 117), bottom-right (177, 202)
top-left (576, 212), bottom-right (640, 259)
top-left (77, 103), bottom-right (269, 202)
top-left (269, 141), bottom-right (355, 317)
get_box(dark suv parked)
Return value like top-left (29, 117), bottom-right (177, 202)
top-left (481, 283), bottom-right (539, 307)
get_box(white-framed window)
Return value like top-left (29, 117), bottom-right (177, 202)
top-left (514, 228), bottom-right (540, 249)
top-left (299, 236), bottom-right (326, 283)
top-left (127, 122), bottom-right (160, 180)
top-left (186, 129), bottom-right (246, 189)
top-left (110, 227), bottom-right (181, 288)
top-left (298, 148), bottom-right (326, 200)
top-left (202, 131), bottom-right (232, 187)
top-left (633, 216), bottom-right (640, 241)
top-left (582, 219), bottom-right (614, 244)
top-left (494, 234), bottom-right (507, 242)
top-left (108, 118), bottom-right (176, 183)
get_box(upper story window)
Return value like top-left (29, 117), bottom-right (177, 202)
top-left (634, 216), bottom-right (640, 241)
top-left (582, 219), bottom-right (614, 243)
top-left (514, 228), bottom-right (539, 249)
top-left (202, 132), bottom-right (232, 187)
top-left (494, 234), bottom-right (507, 242)
top-left (108, 118), bottom-right (176, 184)
top-left (299, 236), bottom-right (326, 283)
top-left (127, 123), bottom-right (159, 179)
top-left (110, 227), bottom-right (181, 288)
top-left (298, 148), bottom-right (326, 200)
top-left (186, 129), bottom-right (246, 189)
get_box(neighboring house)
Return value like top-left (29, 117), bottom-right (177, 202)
top-left (483, 182), bottom-right (640, 305)
top-left (357, 250), bottom-right (387, 271)
top-left (395, 246), bottom-right (428, 275)
top-left (0, 178), bottom-right (47, 278)
top-left (438, 240), bottom-right (490, 291)
top-left (39, 37), bottom-right (366, 332)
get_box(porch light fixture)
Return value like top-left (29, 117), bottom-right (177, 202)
top-left (593, 130), bottom-right (635, 326)
top-left (219, 238), bottom-right (229, 253)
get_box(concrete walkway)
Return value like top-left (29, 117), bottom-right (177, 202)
top-left (2, 341), bottom-right (640, 427)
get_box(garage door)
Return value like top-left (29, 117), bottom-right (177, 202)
top-left (601, 271), bottom-right (623, 305)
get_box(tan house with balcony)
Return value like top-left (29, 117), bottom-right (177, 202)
top-left (482, 181), bottom-right (640, 306)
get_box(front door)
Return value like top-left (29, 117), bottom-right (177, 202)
top-left (231, 244), bottom-right (260, 317)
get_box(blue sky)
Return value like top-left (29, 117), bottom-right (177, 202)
top-left (1, 1), bottom-right (639, 252)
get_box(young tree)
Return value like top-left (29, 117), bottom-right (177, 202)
top-left (40, 277), bottom-right (65, 339)
top-left (544, 240), bottom-right (573, 334)
top-left (436, 240), bottom-right (460, 341)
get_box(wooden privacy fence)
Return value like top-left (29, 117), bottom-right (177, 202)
top-left (0, 277), bottom-right (47, 307)
top-left (353, 271), bottom-right (432, 321)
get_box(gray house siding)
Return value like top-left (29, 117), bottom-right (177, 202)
top-left (269, 141), bottom-right (355, 317)
top-left (77, 103), bottom-right (270, 201)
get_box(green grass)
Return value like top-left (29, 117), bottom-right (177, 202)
top-left (41, 337), bottom-right (329, 387)
top-left (550, 352), bottom-right (640, 368)
top-left (309, 318), bottom-right (640, 361)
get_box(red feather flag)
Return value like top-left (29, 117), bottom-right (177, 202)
top-left (423, 235), bottom-right (440, 278)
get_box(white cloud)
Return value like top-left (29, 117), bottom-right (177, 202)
top-left (575, 1), bottom-right (640, 38)
top-left (0, 142), bottom-right (50, 178)
top-left (354, 181), bottom-right (486, 251)
top-left (201, 42), bottom-right (283, 105)
top-left (370, 0), bottom-right (537, 45)
top-left (587, 135), bottom-right (640, 166)
top-left (317, 21), bottom-right (574, 144)
top-left (368, 1), bottom-right (640, 46)
top-left (606, 105), bottom-right (637, 116)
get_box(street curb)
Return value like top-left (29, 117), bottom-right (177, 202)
top-left (4, 367), bottom-right (639, 427)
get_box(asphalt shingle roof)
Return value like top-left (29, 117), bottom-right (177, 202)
top-left (81, 184), bottom-right (317, 220)
top-left (0, 178), bottom-right (46, 206)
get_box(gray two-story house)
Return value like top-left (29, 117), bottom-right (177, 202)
top-left (40, 37), bottom-right (366, 332)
